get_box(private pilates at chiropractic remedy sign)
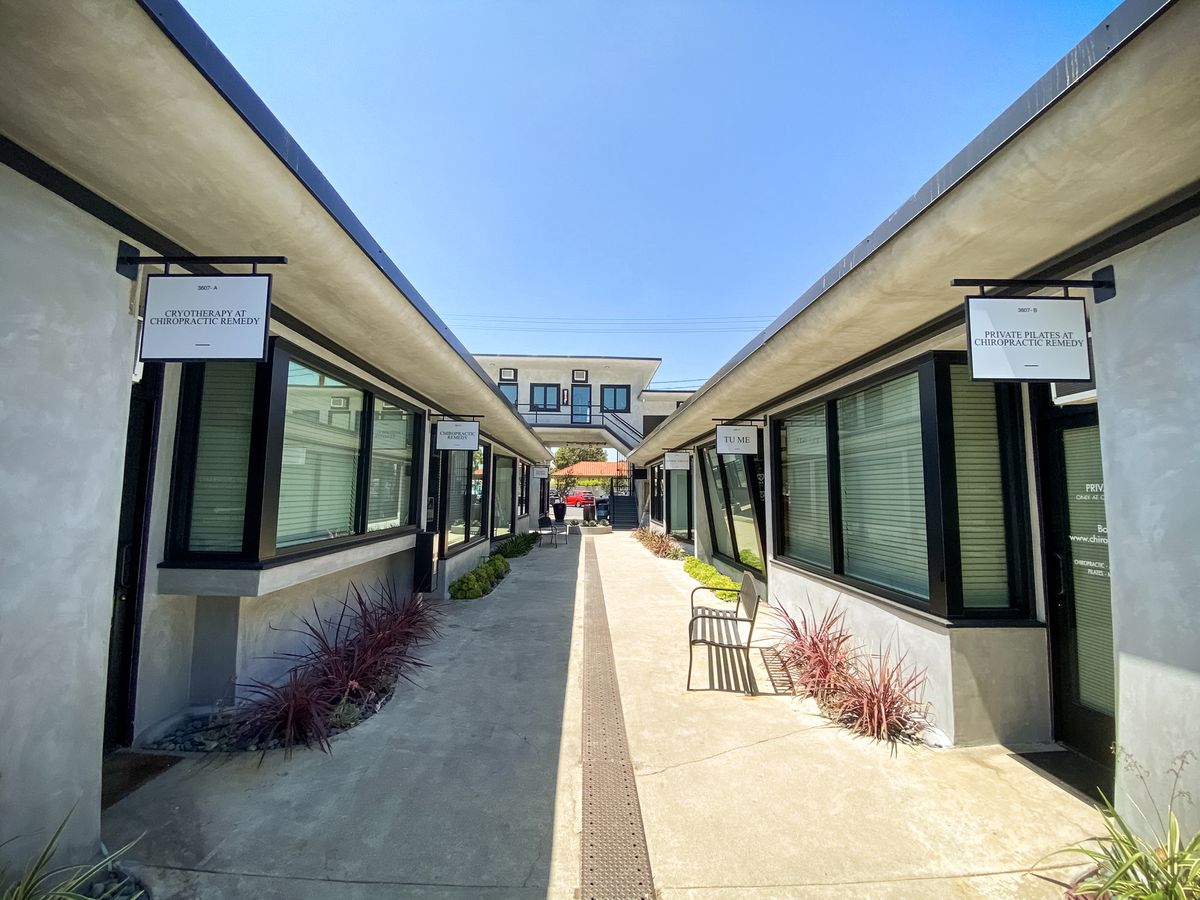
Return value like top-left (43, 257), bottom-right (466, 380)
top-left (140, 273), bottom-right (272, 361)
top-left (966, 296), bottom-right (1091, 381)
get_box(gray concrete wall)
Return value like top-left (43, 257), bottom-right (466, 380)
top-left (0, 165), bottom-right (141, 864)
top-left (1084, 216), bottom-right (1200, 835)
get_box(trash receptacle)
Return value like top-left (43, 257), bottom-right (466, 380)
top-left (583, 502), bottom-right (596, 522)
top-left (595, 498), bottom-right (610, 521)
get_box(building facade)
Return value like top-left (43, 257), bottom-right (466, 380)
top-left (0, 0), bottom-right (549, 866)
top-left (631, 0), bottom-right (1200, 834)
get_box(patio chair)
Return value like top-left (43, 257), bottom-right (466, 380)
top-left (536, 514), bottom-right (568, 548)
top-left (686, 571), bottom-right (762, 695)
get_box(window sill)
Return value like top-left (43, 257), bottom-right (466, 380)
top-left (158, 531), bottom-right (418, 598)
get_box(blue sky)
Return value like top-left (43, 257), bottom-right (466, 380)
top-left (181, 0), bottom-right (1116, 388)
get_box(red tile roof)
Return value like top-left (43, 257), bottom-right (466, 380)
top-left (551, 461), bottom-right (629, 478)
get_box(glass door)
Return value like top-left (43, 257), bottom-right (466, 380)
top-left (1043, 408), bottom-right (1115, 763)
top-left (571, 384), bottom-right (592, 424)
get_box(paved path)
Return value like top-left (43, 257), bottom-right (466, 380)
top-left (106, 532), bottom-right (1103, 898)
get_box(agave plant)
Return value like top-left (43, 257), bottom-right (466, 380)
top-left (1, 814), bottom-right (142, 900)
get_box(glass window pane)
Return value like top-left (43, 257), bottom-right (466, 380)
top-left (668, 468), bottom-right (690, 539)
top-left (469, 448), bottom-right (485, 537)
top-left (367, 401), bottom-right (417, 532)
top-left (779, 407), bottom-right (831, 567)
top-left (493, 457), bottom-right (514, 537)
top-left (276, 361), bottom-right (364, 548)
top-left (722, 454), bottom-right (764, 572)
top-left (702, 447), bottom-right (735, 559)
top-left (189, 362), bottom-right (255, 551)
top-left (950, 365), bottom-right (1011, 607)
top-left (499, 383), bottom-right (517, 404)
top-left (837, 372), bottom-right (928, 598)
top-left (445, 449), bottom-right (469, 547)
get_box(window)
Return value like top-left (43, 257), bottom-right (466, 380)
top-left (499, 367), bottom-right (517, 381)
top-left (367, 401), bottom-right (418, 532)
top-left (649, 463), bottom-right (664, 522)
top-left (771, 353), bottom-right (1030, 618)
top-left (777, 406), bottom-right (830, 568)
top-left (723, 454), bottom-right (764, 572)
top-left (530, 383), bottom-right (560, 411)
top-left (277, 361), bottom-right (365, 549)
top-left (492, 456), bottom-right (515, 537)
top-left (168, 343), bottom-right (424, 563)
top-left (517, 462), bottom-right (530, 516)
top-left (499, 382), bottom-right (518, 405)
top-left (444, 446), bottom-right (488, 549)
top-left (601, 384), bottom-right (630, 413)
top-left (702, 447), bottom-right (736, 559)
top-left (572, 369), bottom-right (588, 382)
top-left (667, 464), bottom-right (692, 541)
top-left (186, 362), bottom-right (255, 551)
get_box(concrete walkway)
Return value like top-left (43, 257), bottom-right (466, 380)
top-left (105, 532), bottom-right (1103, 898)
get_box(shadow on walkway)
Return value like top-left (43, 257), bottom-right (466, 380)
top-left (103, 541), bottom-right (583, 899)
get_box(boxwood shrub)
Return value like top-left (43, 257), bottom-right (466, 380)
top-left (449, 553), bottom-right (511, 600)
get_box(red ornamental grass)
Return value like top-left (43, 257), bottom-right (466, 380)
top-left (832, 647), bottom-right (929, 745)
top-left (774, 603), bottom-right (855, 706)
top-left (234, 668), bottom-right (335, 755)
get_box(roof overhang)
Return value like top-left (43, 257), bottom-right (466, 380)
top-left (0, 0), bottom-right (548, 462)
top-left (630, 0), bottom-right (1200, 464)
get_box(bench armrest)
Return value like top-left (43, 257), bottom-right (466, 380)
top-left (690, 584), bottom-right (735, 610)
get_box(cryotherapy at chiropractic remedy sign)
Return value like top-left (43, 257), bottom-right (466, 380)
top-left (967, 296), bottom-right (1091, 381)
top-left (140, 274), bottom-right (271, 361)
top-left (436, 420), bottom-right (480, 451)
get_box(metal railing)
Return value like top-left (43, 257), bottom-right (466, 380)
top-left (513, 403), bottom-right (643, 447)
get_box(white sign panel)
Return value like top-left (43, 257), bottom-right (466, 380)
top-left (966, 296), bottom-right (1091, 381)
top-left (531, 466), bottom-right (550, 479)
top-left (140, 274), bottom-right (271, 361)
top-left (664, 451), bottom-right (691, 470)
top-left (715, 425), bottom-right (758, 455)
top-left (435, 420), bottom-right (480, 451)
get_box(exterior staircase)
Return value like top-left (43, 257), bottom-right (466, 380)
top-left (608, 495), bottom-right (639, 530)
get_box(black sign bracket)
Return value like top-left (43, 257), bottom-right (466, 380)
top-left (950, 265), bottom-right (1115, 303)
top-left (116, 242), bottom-right (287, 280)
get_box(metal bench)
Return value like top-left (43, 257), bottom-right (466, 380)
top-left (686, 571), bottom-right (762, 695)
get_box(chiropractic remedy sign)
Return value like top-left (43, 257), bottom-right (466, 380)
top-left (140, 273), bottom-right (271, 361)
top-left (435, 420), bottom-right (480, 451)
top-left (664, 451), bottom-right (691, 470)
top-left (966, 296), bottom-right (1091, 382)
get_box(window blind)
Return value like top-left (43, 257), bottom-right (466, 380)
top-left (493, 457), bottom-right (514, 537)
top-left (1062, 425), bottom-right (1114, 715)
top-left (950, 366), bottom-right (1010, 608)
top-left (367, 402), bottom-right (416, 532)
top-left (276, 362), bottom-right (363, 548)
top-left (837, 372), bottom-right (928, 598)
top-left (779, 407), bottom-right (831, 568)
top-left (702, 447), bottom-right (735, 559)
top-left (189, 362), bottom-right (255, 551)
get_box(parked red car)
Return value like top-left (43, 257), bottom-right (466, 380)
top-left (564, 489), bottom-right (595, 507)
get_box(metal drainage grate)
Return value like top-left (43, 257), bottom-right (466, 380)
top-left (581, 539), bottom-right (656, 900)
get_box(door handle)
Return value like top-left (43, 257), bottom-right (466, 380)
top-left (1050, 552), bottom-right (1067, 601)
top-left (117, 542), bottom-right (135, 589)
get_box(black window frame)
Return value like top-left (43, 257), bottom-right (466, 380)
top-left (769, 350), bottom-right (1033, 620)
top-left (165, 338), bottom-right (425, 567)
top-left (600, 384), bottom-right (631, 413)
top-left (517, 462), bottom-right (530, 516)
top-left (666, 461), bottom-right (694, 542)
top-left (571, 369), bottom-right (589, 383)
top-left (649, 462), bottom-right (665, 523)
top-left (499, 367), bottom-right (518, 381)
top-left (490, 454), bottom-right (518, 539)
top-left (530, 383), bottom-right (561, 411)
top-left (435, 442), bottom-right (492, 558)
top-left (697, 443), bottom-right (768, 576)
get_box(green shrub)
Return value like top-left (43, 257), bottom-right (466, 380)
top-left (449, 553), bottom-right (512, 600)
top-left (496, 532), bottom-right (538, 558)
top-left (683, 556), bottom-right (739, 600)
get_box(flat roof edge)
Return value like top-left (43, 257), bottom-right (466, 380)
top-left (676, 0), bottom-right (1174, 412)
top-left (135, 0), bottom-right (540, 440)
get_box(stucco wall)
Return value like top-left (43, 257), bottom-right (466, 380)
top-left (0, 165), bottom-right (140, 864)
top-left (1085, 216), bottom-right (1200, 835)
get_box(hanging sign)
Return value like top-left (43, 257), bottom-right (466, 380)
top-left (716, 425), bottom-right (758, 454)
top-left (664, 451), bottom-right (691, 470)
top-left (140, 274), bottom-right (271, 361)
top-left (532, 465), bottom-right (550, 479)
top-left (966, 296), bottom-right (1091, 381)
top-left (436, 420), bottom-right (480, 451)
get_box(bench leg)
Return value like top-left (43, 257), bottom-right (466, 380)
top-left (743, 646), bottom-right (755, 696)
top-left (686, 642), bottom-right (694, 691)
